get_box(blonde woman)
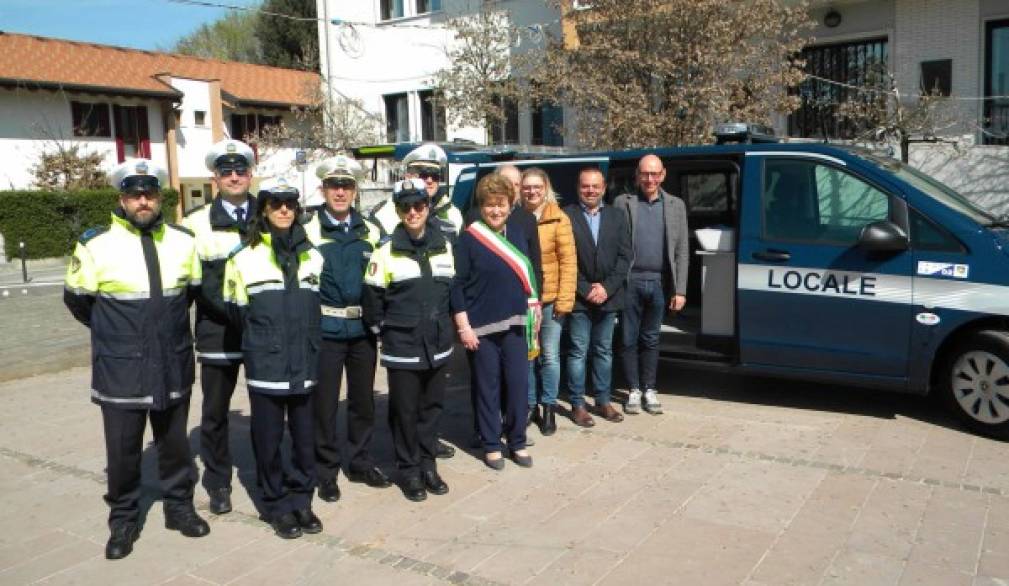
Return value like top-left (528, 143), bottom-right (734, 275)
top-left (521, 168), bottom-right (576, 435)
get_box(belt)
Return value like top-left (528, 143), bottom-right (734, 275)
top-left (321, 305), bottom-right (363, 319)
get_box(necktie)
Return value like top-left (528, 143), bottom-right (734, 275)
top-left (235, 208), bottom-right (245, 224)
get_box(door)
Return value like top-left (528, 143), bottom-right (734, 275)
top-left (737, 154), bottom-right (913, 378)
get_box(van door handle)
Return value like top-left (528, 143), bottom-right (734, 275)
top-left (752, 249), bottom-right (791, 262)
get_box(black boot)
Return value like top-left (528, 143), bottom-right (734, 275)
top-left (527, 404), bottom-right (540, 427)
top-left (540, 404), bottom-right (557, 436)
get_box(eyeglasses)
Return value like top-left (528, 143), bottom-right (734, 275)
top-left (522, 184), bottom-right (545, 191)
top-left (217, 167), bottom-right (249, 177)
top-left (417, 171), bottom-right (441, 181)
top-left (267, 199), bottom-right (299, 211)
top-left (396, 201), bottom-right (428, 214)
top-left (637, 171), bottom-right (663, 178)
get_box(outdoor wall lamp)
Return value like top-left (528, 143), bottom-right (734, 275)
top-left (824, 9), bottom-right (842, 28)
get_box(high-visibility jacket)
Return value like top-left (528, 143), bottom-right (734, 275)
top-left (219, 225), bottom-right (323, 396)
top-left (64, 210), bottom-right (200, 410)
top-left (362, 225), bottom-right (455, 370)
top-left (368, 188), bottom-right (463, 245)
top-left (303, 208), bottom-right (379, 341)
top-left (182, 195), bottom-right (255, 365)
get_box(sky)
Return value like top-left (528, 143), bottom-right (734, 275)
top-left (0, 0), bottom-right (262, 51)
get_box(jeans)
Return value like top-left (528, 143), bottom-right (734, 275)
top-left (566, 308), bottom-right (617, 407)
top-left (528, 303), bottom-right (564, 407)
top-left (620, 277), bottom-right (666, 390)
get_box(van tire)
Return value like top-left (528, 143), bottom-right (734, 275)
top-left (942, 330), bottom-right (1009, 440)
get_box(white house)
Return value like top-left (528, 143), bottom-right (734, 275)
top-left (0, 32), bottom-right (323, 213)
top-left (317, 0), bottom-right (1009, 211)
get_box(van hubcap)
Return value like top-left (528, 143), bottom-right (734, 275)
top-left (952, 351), bottom-right (1009, 425)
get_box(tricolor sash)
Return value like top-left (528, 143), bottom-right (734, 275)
top-left (466, 221), bottom-right (541, 359)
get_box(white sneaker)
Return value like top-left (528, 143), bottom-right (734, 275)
top-left (643, 389), bottom-right (663, 415)
top-left (625, 389), bottom-right (642, 414)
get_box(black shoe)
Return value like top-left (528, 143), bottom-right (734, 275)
top-left (293, 508), bottom-right (323, 534)
top-left (105, 523), bottom-right (139, 560)
top-left (540, 404), bottom-right (557, 436)
top-left (527, 404), bottom-right (540, 427)
top-left (318, 478), bottom-right (341, 502)
top-left (435, 440), bottom-right (455, 459)
top-left (271, 512), bottom-right (303, 539)
top-left (469, 433), bottom-right (483, 449)
top-left (207, 487), bottom-right (232, 515)
top-left (345, 466), bottom-right (393, 488)
top-left (421, 469), bottom-right (449, 495)
top-left (401, 475), bottom-right (427, 502)
top-left (165, 509), bottom-right (210, 538)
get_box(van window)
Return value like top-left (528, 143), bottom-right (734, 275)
top-left (763, 159), bottom-right (890, 244)
top-left (684, 172), bottom-right (731, 213)
top-left (909, 208), bottom-right (965, 252)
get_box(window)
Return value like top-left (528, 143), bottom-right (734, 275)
top-left (762, 159), bottom-right (889, 244)
top-left (415, 0), bottom-right (441, 14)
top-left (229, 113), bottom-right (282, 140)
top-left (71, 102), bottom-right (111, 137)
top-left (684, 172), bottom-right (731, 213)
top-left (194, 110), bottom-right (206, 126)
top-left (419, 90), bottom-right (446, 142)
top-left (489, 95), bottom-right (519, 145)
top-left (384, 93), bottom-right (409, 142)
top-left (984, 19), bottom-right (1009, 145)
top-left (532, 101), bottom-right (564, 146)
top-left (112, 105), bottom-right (150, 162)
top-left (789, 38), bottom-right (889, 139)
top-left (909, 209), bottom-right (963, 253)
top-left (380, 0), bottom-right (405, 20)
top-left (920, 59), bottom-right (952, 96)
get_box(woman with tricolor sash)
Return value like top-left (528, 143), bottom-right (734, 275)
top-left (452, 174), bottom-right (540, 470)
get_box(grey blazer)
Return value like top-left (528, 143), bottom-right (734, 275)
top-left (613, 188), bottom-right (690, 296)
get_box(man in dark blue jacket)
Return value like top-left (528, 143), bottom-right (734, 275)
top-left (304, 156), bottom-right (392, 501)
top-left (564, 167), bottom-right (632, 427)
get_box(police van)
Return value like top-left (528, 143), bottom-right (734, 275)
top-left (448, 126), bottom-right (1009, 439)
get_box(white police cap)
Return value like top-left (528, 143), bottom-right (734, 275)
top-left (315, 155), bottom-right (363, 182)
top-left (403, 143), bottom-right (447, 171)
top-left (257, 176), bottom-right (300, 199)
top-left (205, 139), bottom-right (255, 171)
top-left (109, 158), bottom-right (168, 193)
top-left (392, 177), bottom-right (428, 204)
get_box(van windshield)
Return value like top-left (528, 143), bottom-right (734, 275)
top-left (856, 152), bottom-right (995, 224)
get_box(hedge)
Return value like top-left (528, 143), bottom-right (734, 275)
top-left (0, 189), bottom-right (179, 260)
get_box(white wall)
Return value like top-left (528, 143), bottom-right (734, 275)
top-left (170, 77), bottom-right (216, 179)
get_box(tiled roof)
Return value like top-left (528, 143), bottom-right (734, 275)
top-left (0, 32), bottom-right (319, 107)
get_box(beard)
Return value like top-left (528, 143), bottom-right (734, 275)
top-left (126, 207), bottom-right (161, 231)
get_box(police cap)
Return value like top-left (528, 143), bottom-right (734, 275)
top-left (392, 178), bottom-right (427, 205)
top-left (315, 155), bottom-right (363, 187)
top-left (205, 139), bottom-right (255, 172)
top-left (256, 176), bottom-right (300, 207)
top-left (402, 143), bottom-right (447, 174)
top-left (110, 158), bottom-right (168, 195)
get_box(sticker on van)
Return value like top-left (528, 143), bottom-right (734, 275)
top-left (916, 261), bottom-right (969, 279)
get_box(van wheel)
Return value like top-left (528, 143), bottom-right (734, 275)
top-left (943, 330), bottom-right (1009, 440)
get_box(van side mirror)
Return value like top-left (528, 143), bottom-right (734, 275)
top-left (858, 220), bottom-right (908, 253)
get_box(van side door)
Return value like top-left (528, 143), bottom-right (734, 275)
top-left (737, 153), bottom-right (914, 380)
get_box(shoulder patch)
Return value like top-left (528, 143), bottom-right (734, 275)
top-left (78, 225), bottom-right (109, 244)
top-left (183, 203), bottom-right (207, 218)
top-left (168, 223), bottom-right (195, 237)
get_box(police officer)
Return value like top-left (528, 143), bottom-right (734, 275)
top-left (212, 177), bottom-right (325, 539)
top-left (303, 155), bottom-right (391, 501)
top-left (65, 159), bottom-right (210, 560)
top-left (182, 139), bottom-right (256, 515)
top-left (363, 178), bottom-right (455, 501)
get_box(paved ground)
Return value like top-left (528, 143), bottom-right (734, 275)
top-left (3, 356), bottom-right (1009, 585)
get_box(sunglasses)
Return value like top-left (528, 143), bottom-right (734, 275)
top-left (324, 179), bottom-right (356, 189)
top-left (395, 201), bottom-right (428, 214)
top-left (267, 199), bottom-right (299, 211)
top-left (217, 167), bottom-right (249, 177)
top-left (417, 171), bottom-right (441, 181)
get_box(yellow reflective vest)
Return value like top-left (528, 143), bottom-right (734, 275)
top-left (64, 210), bottom-right (201, 410)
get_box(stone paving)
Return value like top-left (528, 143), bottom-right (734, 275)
top-left (2, 351), bottom-right (1009, 585)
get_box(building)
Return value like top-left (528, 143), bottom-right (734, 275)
top-left (0, 32), bottom-right (321, 212)
top-left (318, 0), bottom-right (1009, 211)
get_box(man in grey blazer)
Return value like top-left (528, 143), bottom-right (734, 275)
top-left (613, 155), bottom-right (689, 415)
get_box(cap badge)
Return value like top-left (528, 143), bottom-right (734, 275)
top-left (226, 143), bottom-right (237, 153)
top-left (135, 161), bottom-right (149, 175)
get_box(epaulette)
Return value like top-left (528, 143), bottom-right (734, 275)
top-left (168, 223), bottom-right (195, 237)
top-left (184, 203), bottom-right (207, 218)
top-left (78, 225), bottom-right (109, 244)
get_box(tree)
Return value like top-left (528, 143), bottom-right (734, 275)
top-left (254, 0), bottom-right (319, 71)
top-left (432, 7), bottom-right (517, 144)
top-left (32, 144), bottom-right (107, 191)
top-left (526, 0), bottom-right (813, 149)
top-left (171, 9), bottom-right (262, 63)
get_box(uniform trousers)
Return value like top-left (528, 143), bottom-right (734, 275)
top-left (101, 399), bottom-right (197, 529)
top-left (248, 392), bottom-right (315, 518)
top-left (199, 362), bottom-right (240, 491)
top-left (387, 364), bottom-right (446, 476)
top-left (314, 336), bottom-right (378, 480)
top-left (469, 327), bottom-right (529, 453)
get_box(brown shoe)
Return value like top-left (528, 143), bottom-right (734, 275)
top-left (571, 405), bottom-right (595, 427)
top-left (597, 403), bottom-right (624, 423)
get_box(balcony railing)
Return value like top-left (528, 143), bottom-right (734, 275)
top-left (983, 99), bottom-right (1009, 145)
